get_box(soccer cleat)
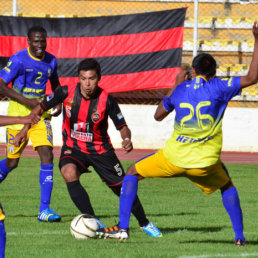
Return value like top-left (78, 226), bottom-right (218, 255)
top-left (37, 208), bottom-right (61, 222)
top-left (95, 218), bottom-right (106, 229)
top-left (235, 239), bottom-right (247, 246)
top-left (140, 222), bottom-right (162, 237)
top-left (96, 225), bottom-right (129, 241)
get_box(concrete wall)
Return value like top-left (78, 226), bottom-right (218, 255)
top-left (1, 102), bottom-right (258, 152)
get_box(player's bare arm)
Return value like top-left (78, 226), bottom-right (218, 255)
top-left (120, 125), bottom-right (133, 153)
top-left (50, 81), bottom-right (62, 117)
top-left (154, 70), bottom-right (187, 121)
top-left (13, 104), bottom-right (44, 147)
top-left (0, 78), bottom-right (40, 109)
top-left (0, 113), bottom-right (40, 126)
top-left (240, 21), bottom-right (258, 88)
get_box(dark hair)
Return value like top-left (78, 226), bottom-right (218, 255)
top-left (77, 58), bottom-right (101, 79)
top-left (27, 26), bottom-right (47, 38)
top-left (192, 53), bottom-right (216, 79)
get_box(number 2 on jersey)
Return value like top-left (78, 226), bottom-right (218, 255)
top-left (35, 72), bottom-right (42, 84)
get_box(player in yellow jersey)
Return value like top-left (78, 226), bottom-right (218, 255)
top-left (0, 26), bottom-right (61, 222)
top-left (0, 113), bottom-right (39, 258)
top-left (97, 22), bottom-right (258, 245)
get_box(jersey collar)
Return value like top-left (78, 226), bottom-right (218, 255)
top-left (27, 47), bottom-right (45, 61)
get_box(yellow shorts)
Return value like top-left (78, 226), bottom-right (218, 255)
top-left (0, 203), bottom-right (5, 221)
top-left (135, 149), bottom-right (230, 194)
top-left (6, 119), bottom-right (53, 159)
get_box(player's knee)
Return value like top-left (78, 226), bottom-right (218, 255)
top-left (37, 146), bottom-right (53, 163)
top-left (126, 164), bottom-right (141, 178)
top-left (6, 158), bottom-right (19, 170)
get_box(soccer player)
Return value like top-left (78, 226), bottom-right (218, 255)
top-left (0, 113), bottom-right (40, 258)
top-left (15, 58), bottom-right (161, 237)
top-left (0, 26), bottom-right (61, 222)
top-left (96, 22), bottom-right (258, 244)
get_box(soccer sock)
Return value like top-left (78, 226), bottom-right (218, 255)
top-left (222, 186), bottom-right (245, 242)
top-left (0, 221), bottom-right (6, 257)
top-left (66, 180), bottom-right (95, 216)
top-left (0, 159), bottom-right (11, 183)
top-left (119, 175), bottom-right (138, 229)
top-left (39, 163), bottom-right (54, 212)
top-left (131, 195), bottom-right (149, 227)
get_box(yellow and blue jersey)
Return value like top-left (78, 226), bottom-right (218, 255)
top-left (163, 76), bottom-right (241, 168)
top-left (0, 48), bottom-right (59, 130)
top-left (0, 203), bottom-right (5, 221)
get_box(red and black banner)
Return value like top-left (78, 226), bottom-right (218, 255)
top-left (0, 8), bottom-right (186, 93)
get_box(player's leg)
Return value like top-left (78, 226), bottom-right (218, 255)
top-left (186, 162), bottom-right (246, 246)
top-left (0, 203), bottom-right (6, 258)
top-left (220, 177), bottom-right (246, 246)
top-left (0, 128), bottom-right (25, 183)
top-left (30, 120), bottom-right (60, 222)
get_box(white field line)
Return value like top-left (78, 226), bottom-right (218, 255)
top-left (180, 254), bottom-right (258, 258)
top-left (7, 231), bottom-right (68, 236)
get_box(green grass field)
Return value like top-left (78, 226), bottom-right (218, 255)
top-left (1, 156), bottom-right (258, 258)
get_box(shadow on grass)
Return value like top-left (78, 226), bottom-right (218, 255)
top-left (161, 226), bottom-right (224, 234)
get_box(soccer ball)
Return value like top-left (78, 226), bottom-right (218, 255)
top-left (70, 214), bottom-right (99, 239)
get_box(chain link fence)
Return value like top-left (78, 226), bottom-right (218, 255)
top-left (0, 0), bottom-right (258, 107)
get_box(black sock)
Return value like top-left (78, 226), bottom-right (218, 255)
top-left (131, 195), bottom-right (149, 227)
top-left (66, 180), bottom-right (95, 216)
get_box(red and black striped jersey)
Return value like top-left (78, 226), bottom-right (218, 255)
top-left (40, 84), bottom-right (127, 154)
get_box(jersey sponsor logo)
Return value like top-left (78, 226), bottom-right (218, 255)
top-left (71, 130), bottom-right (93, 142)
top-left (117, 112), bottom-right (124, 120)
top-left (176, 135), bottom-right (212, 143)
top-left (91, 111), bottom-right (101, 123)
top-left (25, 68), bottom-right (33, 72)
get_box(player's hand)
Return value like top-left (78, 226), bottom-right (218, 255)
top-left (24, 113), bottom-right (40, 125)
top-left (14, 131), bottom-right (27, 147)
top-left (122, 138), bottom-right (133, 153)
top-left (175, 70), bottom-right (189, 85)
top-left (51, 103), bottom-right (62, 117)
top-left (253, 21), bottom-right (258, 40)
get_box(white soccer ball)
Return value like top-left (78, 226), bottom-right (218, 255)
top-left (70, 214), bottom-right (99, 239)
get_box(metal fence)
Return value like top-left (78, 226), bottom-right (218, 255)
top-left (0, 0), bottom-right (258, 107)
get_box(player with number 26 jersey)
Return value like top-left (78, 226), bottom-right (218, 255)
top-left (163, 76), bottom-right (241, 168)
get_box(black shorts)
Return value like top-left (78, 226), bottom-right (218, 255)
top-left (59, 146), bottom-right (125, 187)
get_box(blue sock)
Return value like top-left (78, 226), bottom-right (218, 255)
top-left (222, 186), bottom-right (245, 242)
top-left (0, 221), bottom-right (6, 258)
top-left (39, 164), bottom-right (54, 212)
top-left (119, 175), bottom-right (138, 229)
top-left (0, 159), bottom-right (11, 183)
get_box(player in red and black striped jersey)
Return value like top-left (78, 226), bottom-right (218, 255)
top-left (15, 58), bottom-right (161, 236)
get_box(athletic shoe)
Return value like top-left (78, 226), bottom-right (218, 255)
top-left (235, 238), bottom-right (247, 246)
top-left (96, 225), bottom-right (129, 241)
top-left (140, 222), bottom-right (162, 237)
top-left (95, 218), bottom-right (106, 229)
top-left (37, 208), bottom-right (61, 222)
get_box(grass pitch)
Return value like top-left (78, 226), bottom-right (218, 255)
top-left (1, 156), bottom-right (258, 258)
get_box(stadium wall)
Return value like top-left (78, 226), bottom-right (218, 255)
top-left (0, 102), bottom-right (257, 152)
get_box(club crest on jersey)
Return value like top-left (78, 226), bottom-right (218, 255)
top-left (64, 149), bottom-right (72, 155)
top-left (91, 111), bottom-right (101, 123)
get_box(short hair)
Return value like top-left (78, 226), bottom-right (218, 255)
top-left (27, 26), bottom-right (47, 38)
top-left (77, 58), bottom-right (101, 79)
top-left (192, 53), bottom-right (217, 79)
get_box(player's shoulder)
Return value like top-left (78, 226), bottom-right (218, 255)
top-left (44, 51), bottom-right (57, 61)
top-left (10, 48), bottom-right (27, 60)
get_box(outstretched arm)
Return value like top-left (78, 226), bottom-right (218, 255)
top-left (0, 113), bottom-right (40, 126)
top-left (119, 125), bottom-right (133, 153)
top-left (240, 22), bottom-right (258, 88)
top-left (0, 79), bottom-right (40, 109)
